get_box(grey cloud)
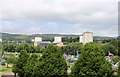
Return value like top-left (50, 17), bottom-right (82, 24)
top-left (0, 0), bottom-right (118, 36)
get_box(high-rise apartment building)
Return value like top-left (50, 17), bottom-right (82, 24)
top-left (79, 32), bottom-right (93, 45)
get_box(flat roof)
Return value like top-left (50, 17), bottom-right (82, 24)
top-left (37, 41), bottom-right (51, 43)
top-left (83, 32), bottom-right (93, 34)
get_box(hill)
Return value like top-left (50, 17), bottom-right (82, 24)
top-left (0, 33), bottom-right (117, 41)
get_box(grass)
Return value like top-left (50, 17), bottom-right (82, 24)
top-left (0, 73), bottom-right (3, 77)
top-left (4, 52), bottom-right (42, 56)
top-left (0, 65), bottom-right (12, 72)
top-left (6, 52), bottom-right (20, 55)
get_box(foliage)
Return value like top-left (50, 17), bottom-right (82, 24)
top-left (71, 43), bottom-right (114, 77)
top-left (34, 45), bottom-right (42, 53)
top-left (61, 42), bottom-right (83, 55)
top-left (12, 50), bottom-right (29, 77)
top-left (118, 40), bottom-right (120, 56)
top-left (118, 63), bottom-right (120, 77)
top-left (25, 39), bottom-right (33, 43)
top-left (40, 47), bottom-right (45, 53)
top-left (16, 43), bottom-right (30, 52)
top-left (2, 56), bottom-right (8, 60)
top-left (62, 37), bottom-right (79, 43)
top-left (102, 43), bottom-right (117, 56)
top-left (24, 54), bottom-right (38, 77)
top-left (32, 44), bottom-right (68, 77)
top-left (12, 57), bottom-right (19, 74)
top-left (113, 56), bottom-right (120, 64)
top-left (6, 56), bottom-right (14, 68)
top-left (16, 43), bottom-right (37, 53)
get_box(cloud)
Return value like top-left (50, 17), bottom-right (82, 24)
top-left (0, 0), bottom-right (119, 36)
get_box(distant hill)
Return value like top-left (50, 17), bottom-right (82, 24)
top-left (0, 33), bottom-right (117, 41)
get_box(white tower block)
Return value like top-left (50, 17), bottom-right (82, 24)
top-left (83, 32), bottom-right (93, 45)
top-left (54, 36), bottom-right (62, 43)
top-left (35, 37), bottom-right (42, 42)
top-left (79, 35), bottom-right (83, 43)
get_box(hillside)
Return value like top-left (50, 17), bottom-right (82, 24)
top-left (1, 33), bottom-right (117, 41)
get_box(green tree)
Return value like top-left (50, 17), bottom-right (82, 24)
top-left (109, 39), bottom-right (118, 49)
top-left (12, 50), bottom-right (29, 77)
top-left (61, 42), bottom-right (83, 55)
top-left (113, 56), bottom-right (120, 64)
top-left (118, 40), bottom-right (120, 56)
top-left (2, 43), bottom-right (9, 52)
top-left (24, 54), bottom-right (38, 77)
top-left (35, 45), bottom-right (41, 53)
top-left (25, 39), bottom-right (32, 43)
top-left (102, 43), bottom-right (117, 56)
top-left (32, 44), bottom-right (68, 77)
top-left (118, 64), bottom-right (120, 77)
top-left (6, 56), bottom-right (14, 68)
top-left (17, 43), bottom-right (30, 53)
top-left (71, 43), bottom-right (114, 77)
top-left (12, 57), bottom-right (19, 77)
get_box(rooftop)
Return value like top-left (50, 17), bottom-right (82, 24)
top-left (37, 41), bottom-right (51, 44)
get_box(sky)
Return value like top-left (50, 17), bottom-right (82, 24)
top-left (0, 0), bottom-right (119, 37)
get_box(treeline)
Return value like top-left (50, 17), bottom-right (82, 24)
top-left (12, 44), bottom-right (114, 77)
top-left (1, 42), bottom-right (46, 56)
top-left (12, 45), bottom-right (67, 77)
top-left (61, 39), bottom-right (119, 56)
top-left (62, 37), bottom-right (79, 44)
top-left (1, 39), bottom-right (119, 56)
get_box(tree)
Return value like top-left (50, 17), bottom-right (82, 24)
top-left (35, 45), bottom-right (41, 53)
top-left (113, 56), bottom-right (120, 64)
top-left (12, 57), bottom-right (19, 77)
top-left (24, 54), bottom-right (38, 77)
top-left (118, 40), bottom-right (120, 56)
top-left (12, 50), bottom-right (29, 77)
top-left (32, 44), bottom-right (68, 77)
top-left (102, 43), bottom-right (117, 56)
top-left (61, 42), bottom-right (83, 55)
top-left (7, 43), bottom-right (17, 52)
top-left (6, 56), bottom-right (14, 68)
top-left (40, 47), bottom-right (45, 53)
top-left (62, 37), bottom-right (79, 43)
top-left (118, 64), bottom-right (120, 77)
top-left (71, 43), bottom-right (114, 77)
top-left (17, 43), bottom-right (30, 53)
top-left (109, 39), bottom-right (118, 49)
top-left (25, 39), bottom-right (32, 43)
top-left (2, 43), bottom-right (9, 52)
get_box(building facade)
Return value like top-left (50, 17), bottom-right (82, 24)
top-left (79, 35), bottom-right (83, 43)
top-left (37, 41), bottom-right (51, 47)
top-left (35, 37), bottom-right (42, 42)
top-left (54, 36), bottom-right (62, 43)
top-left (79, 32), bottom-right (93, 45)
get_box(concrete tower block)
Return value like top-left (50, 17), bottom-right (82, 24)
top-left (54, 36), bottom-right (62, 43)
top-left (83, 32), bottom-right (93, 45)
top-left (35, 37), bottom-right (42, 42)
top-left (79, 35), bottom-right (83, 43)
